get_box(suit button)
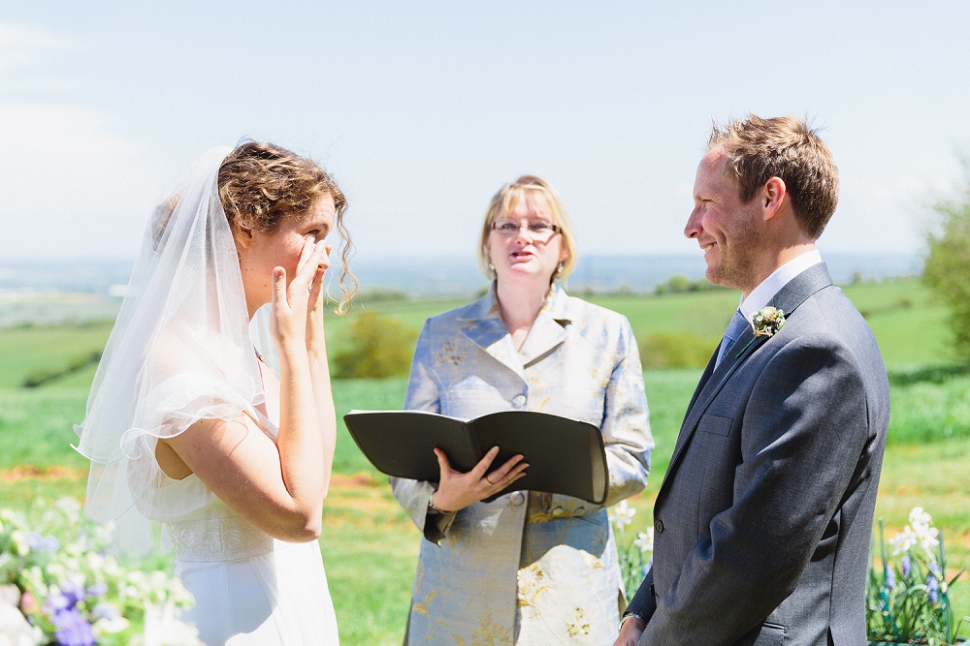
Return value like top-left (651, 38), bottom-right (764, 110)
top-left (510, 491), bottom-right (525, 506)
top-left (512, 394), bottom-right (526, 409)
top-left (654, 519), bottom-right (664, 534)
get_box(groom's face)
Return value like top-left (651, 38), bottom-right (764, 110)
top-left (686, 148), bottom-right (767, 294)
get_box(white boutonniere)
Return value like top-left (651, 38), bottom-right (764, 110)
top-left (734, 306), bottom-right (786, 358)
top-left (751, 306), bottom-right (786, 337)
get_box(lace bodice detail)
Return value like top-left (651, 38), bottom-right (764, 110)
top-left (165, 515), bottom-right (275, 563)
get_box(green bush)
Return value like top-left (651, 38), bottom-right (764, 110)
top-left (924, 159), bottom-right (970, 364)
top-left (886, 368), bottom-right (970, 444)
top-left (333, 311), bottom-right (418, 379)
top-left (638, 332), bottom-right (718, 369)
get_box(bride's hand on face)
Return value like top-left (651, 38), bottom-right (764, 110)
top-left (304, 244), bottom-right (331, 350)
top-left (270, 239), bottom-right (329, 351)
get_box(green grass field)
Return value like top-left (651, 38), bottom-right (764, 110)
top-left (1, 279), bottom-right (968, 644)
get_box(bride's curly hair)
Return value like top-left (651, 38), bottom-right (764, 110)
top-left (218, 141), bottom-right (358, 314)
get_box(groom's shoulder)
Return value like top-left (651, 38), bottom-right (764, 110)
top-left (780, 285), bottom-right (886, 376)
top-left (803, 285), bottom-right (876, 340)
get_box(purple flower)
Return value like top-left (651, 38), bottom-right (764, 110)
top-left (86, 582), bottom-right (108, 598)
top-left (46, 581), bottom-right (86, 614)
top-left (26, 532), bottom-right (59, 552)
top-left (92, 602), bottom-right (121, 620)
top-left (926, 574), bottom-right (940, 603)
top-left (50, 608), bottom-right (96, 646)
top-left (886, 568), bottom-right (896, 591)
top-left (60, 581), bottom-right (86, 608)
top-left (901, 555), bottom-right (911, 577)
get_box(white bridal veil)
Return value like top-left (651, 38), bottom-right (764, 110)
top-left (75, 146), bottom-right (269, 553)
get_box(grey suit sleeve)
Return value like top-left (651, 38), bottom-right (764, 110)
top-left (389, 320), bottom-right (456, 543)
top-left (640, 335), bottom-right (872, 644)
top-left (625, 562), bottom-right (657, 620)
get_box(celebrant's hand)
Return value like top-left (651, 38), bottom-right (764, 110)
top-left (430, 446), bottom-right (528, 512)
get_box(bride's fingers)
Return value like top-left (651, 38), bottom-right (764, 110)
top-left (271, 267), bottom-right (287, 309)
top-left (296, 237), bottom-right (316, 275)
top-left (308, 265), bottom-right (326, 305)
top-left (294, 241), bottom-right (328, 292)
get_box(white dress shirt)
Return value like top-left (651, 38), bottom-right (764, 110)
top-left (739, 249), bottom-right (823, 320)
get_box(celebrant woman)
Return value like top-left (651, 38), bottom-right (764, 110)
top-left (390, 175), bottom-right (654, 644)
top-left (76, 142), bottom-right (356, 645)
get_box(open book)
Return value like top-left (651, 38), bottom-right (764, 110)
top-left (343, 409), bottom-right (609, 504)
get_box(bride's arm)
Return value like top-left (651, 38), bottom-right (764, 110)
top-left (304, 247), bottom-right (336, 497)
top-left (162, 244), bottom-right (330, 543)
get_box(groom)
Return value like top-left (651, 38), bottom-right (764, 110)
top-left (615, 116), bottom-right (890, 646)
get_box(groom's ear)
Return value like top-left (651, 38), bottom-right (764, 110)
top-left (761, 176), bottom-right (787, 221)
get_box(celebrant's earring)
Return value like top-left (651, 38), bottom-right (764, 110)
top-left (556, 261), bottom-right (564, 276)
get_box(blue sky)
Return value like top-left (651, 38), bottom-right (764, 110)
top-left (1, 1), bottom-right (968, 262)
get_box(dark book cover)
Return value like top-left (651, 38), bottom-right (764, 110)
top-left (343, 409), bottom-right (609, 504)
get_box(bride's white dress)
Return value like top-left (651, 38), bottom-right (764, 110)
top-left (150, 469), bottom-right (339, 645)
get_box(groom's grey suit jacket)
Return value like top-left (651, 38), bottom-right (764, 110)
top-left (627, 264), bottom-right (890, 645)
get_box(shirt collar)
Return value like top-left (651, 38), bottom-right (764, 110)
top-left (739, 249), bottom-right (823, 319)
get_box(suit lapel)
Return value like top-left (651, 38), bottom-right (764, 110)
top-left (457, 282), bottom-right (570, 380)
top-left (518, 313), bottom-right (568, 368)
top-left (661, 263), bottom-right (835, 490)
top-left (519, 286), bottom-right (570, 368)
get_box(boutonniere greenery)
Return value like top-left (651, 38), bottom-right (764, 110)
top-left (751, 306), bottom-right (786, 338)
top-left (735, 306), bottom-right (786, 358)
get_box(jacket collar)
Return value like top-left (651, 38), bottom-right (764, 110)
top-left (661, 263), bottom-right (835, 492)
top-left (457, 282), bottom-right (572, 376)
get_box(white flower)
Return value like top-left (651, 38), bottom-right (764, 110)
top-left (919, 529), bottom-right (940, 553)
top-left (889, 526), bottom-right (917, 555)
top-left (901, 507), bottom-right (940, 557)
top-left (909, 507), bottom-right (932, 529)
top-left (91, 600), bottom-right (130, 636)
top-left (608, 501), bottom-right (636, 530)
top-left (915, 524), bottom-right (940, 556)
top-left (54, 498), bottom-right (82, 525)
top-left (633, 529), bottom-right (654, 553)
top-left (0, 599), bottom-right (43, 646)
top-left (750, 306), bottom-right (786, 338)
top-left (142, 601), bottom-right (202, 646)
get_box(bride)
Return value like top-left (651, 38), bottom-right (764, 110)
top-left (75, 142), bottom-right (356, 645)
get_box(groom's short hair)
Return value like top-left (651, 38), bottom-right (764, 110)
top-left (709, 115), bottom-right (839, 239)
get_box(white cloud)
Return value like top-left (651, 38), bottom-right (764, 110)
top-left (0, 21), bottom-right (79, 80)
top-left (0, 22), bottom-right (157, 258)
top-left (0, 102), bottom-right (156, 257)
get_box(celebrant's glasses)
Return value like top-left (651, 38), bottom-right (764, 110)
top-left (490, 219), bottom-right (562, 243)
